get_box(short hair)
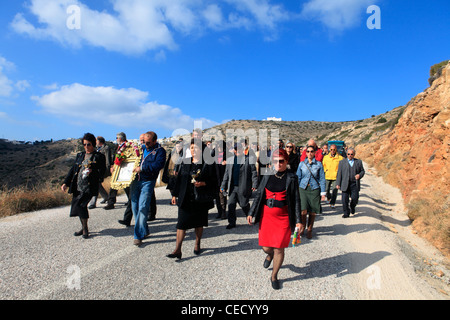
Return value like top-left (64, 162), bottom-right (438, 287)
top-left (117, 132), bottom-right (127, 141)
top-left (82, 133), bottom-right (96, 147)
top-left (97, 136), bottom-right (106, 144)
top-left (306, 145), bottom-right (316, 152)
top-left (145, 131), bottom-right (157, 142)
top-left (272, 148), bottom-right (288, 161)
top-left (347, 147), bottom-right (356, 154)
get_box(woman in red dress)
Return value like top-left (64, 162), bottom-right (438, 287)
top-left (247, 148), bottom-right (301, 290)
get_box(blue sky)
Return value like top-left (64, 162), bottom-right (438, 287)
top-left (0, 0), bottom-right (449, 142)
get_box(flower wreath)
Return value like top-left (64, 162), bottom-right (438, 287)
top-left (114, 141), bottom-right (141, 166)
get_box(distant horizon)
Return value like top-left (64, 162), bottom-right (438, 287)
top-left (1, 1), bottom-right (449, 142)
top-left (0, 105), bottom-right (397, 143)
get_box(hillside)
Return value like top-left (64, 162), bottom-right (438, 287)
top-left (0, 139), bottom-right (79, 189)
top-left (190, 107), bottom-right (406, 151)
top-left (357, 61), bottom-right (450, 258)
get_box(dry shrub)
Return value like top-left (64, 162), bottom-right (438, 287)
top-left (407, 196), bottom-right (450, 259)
top-left (0, 183), bottom-right (71, 218)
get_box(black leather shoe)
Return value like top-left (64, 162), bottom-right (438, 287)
top-left (342, 214), bottom-right (349, 218)
top-left (74, 230), bottom-right (83, 237)
top-left (263, 257), bottom-right (272, 269)
top-left (104, 204), bottom-right (114, 210)
top-left (194, 248), bottom-right (201, 255)
top-left (118, 220), bottom-right (131, 227)
top-left (88, 204), bottom-right (96, 209)
top-left (167, 252), bottom-right (182, 259)
top-left (271, 278), bottom-right (280, 290)
top-left (226, 224), bottom-right (236, 230)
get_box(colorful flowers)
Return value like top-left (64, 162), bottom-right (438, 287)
top-left (114, 141), bottom-right (141, 166)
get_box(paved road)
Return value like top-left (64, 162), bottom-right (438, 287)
top-left (0, 168), bottom-right (448, 302)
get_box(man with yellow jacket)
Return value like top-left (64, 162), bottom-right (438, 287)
top-left (322, 144), bottom-right (343, 209)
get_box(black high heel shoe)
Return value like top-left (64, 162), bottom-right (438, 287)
top-left (193, 248), bottom-right (201, 255)
top-left (167, 252), bottom-right (182, 259)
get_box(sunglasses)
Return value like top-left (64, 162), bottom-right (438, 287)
top-left (306, 150), bottom-right (315, 153)
top-left (347, 153), bottom-right (354, 156)
top-left (83, 143), bottom-right (92, 147)
top-left (272, 159), bottom-right (285, 164)
top-left (286, 146), bottom-right (293, 148)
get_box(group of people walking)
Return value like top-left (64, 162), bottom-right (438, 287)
top-left (61, 131), bottom-right (365, 290)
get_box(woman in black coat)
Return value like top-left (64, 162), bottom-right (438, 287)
top-left (247, 148), bottom-right (301, 290)
top-left (167, 139), bottom-right (216, 259)
top-left (61, 133), bottom-right (106, 239)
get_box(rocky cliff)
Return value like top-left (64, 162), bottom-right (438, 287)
top-left (357, 61), bottom-right (450, 257)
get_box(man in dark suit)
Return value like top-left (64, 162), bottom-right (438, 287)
top-left (88, 136), bottom-right (113, 209)
top-left (220, 143), bottom-right (258, 229)
top-left (336, 148), bottom-right (365, 218)
top-left (105, 132), bottom-right (130, 210)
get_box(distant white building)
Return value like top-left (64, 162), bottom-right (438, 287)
top-left (264, 117), bottom-right (282, 122)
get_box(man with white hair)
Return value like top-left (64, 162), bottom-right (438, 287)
top-left (104, 132), bottom-right (129, 210)
top-left (336, 147), bottom-right (365, 218)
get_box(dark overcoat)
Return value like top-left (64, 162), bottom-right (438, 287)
top-left (63, 151), bottom-right (106, 197)
top-left (220, 154), bottom-right (258, 206)
top-left (335, 158), bottom-right (365, 192)
top-left (172, 161), bottom-right (217, 210)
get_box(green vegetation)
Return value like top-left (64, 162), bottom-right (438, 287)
top-left (430, 60), bottom-right (449, 77)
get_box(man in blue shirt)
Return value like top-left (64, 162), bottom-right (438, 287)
top-left (130, 131), bottom-right (166, 246)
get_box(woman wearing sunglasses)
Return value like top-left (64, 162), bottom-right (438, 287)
top-left (61, 133), bottom-right (106, 239)
top-left (247, 148), bottom-right (301, 290)
top-left (296, 145), bottom-right (326, 239)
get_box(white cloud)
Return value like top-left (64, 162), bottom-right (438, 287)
top-left (0, 56), bottom-right (29, 97)
top-left (11, 0), bottom-right (291, 54)
top-left (11, 0), bottom-right (176, 54)
top-left (32, 83), bottom-right (218, 131)
top-left (0, 57), bottom-right (15, 97)
top-left (301, 0), bottom-right (377, 31)
top-left (225, 0), bottom-right (289, 30)
top-left (15, 80), bottom-right (31, 91)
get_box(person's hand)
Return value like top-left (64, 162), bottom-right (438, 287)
top-left (171, 197), bottom-right (177, 205)
top-left (194, 181), bottom-right (206, 188)
top-left (110, 166), bottom-right (115, 174)
top-left (252, 188), bottom-right (257, 192)
top-left (355, 174), bottom-right (360, 180)
top-left (133, 166), bottom-right (141, 173)
top-left (61, 184), bottom-right (67, 193)
top-left (295, 223), bottom-right (301, 229)
top-left (321, 195), bottom-right (326, 201)
top-left (336, 185), bottom-right (340, 190)
top-left (247, 215), bottom-right (253, 225)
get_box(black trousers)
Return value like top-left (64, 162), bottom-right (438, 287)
top-left (227, 186), bottom-right (250, 226)
top-left (341, 181), bottom-right (359, 216)
top-left (107, 187), bottom-right (131, 205)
